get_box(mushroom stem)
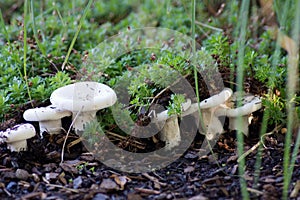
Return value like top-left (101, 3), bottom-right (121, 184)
top-left (72, 110), bottom-right (98, 133)
top-left (228, 116), bottom-right (250, 136)
top-left (0, 124), bottom-right (36, 152)
top-left (159, 116), bottom-right (181, 149)
top-left (216, 94), bottom-right (262, 136)
top-left (23, 105), bottom-right (71, 138)
top-left (39, 120), bottom-right (62, 135)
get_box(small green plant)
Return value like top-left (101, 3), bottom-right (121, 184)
top-left (167, 94), bottom-right (186, 116)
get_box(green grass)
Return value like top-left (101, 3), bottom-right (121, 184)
top-left (0, 1), bottom-right (299, 199)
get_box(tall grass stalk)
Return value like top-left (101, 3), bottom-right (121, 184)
top-left (235, 0), bottom-right (250, 199)
top-left (191, 0), bottom-right (206, 135)
top-left (282, 0), bottom-right (300, 199)
top-left (0, 9), bottom-right (10, 46)
top-left (30, 0), bottom-right (46, 56)
top-left (23, 0), bottom-right (33, 106)
top-left (61, 0), bottom-right (93, 70)
top-left (253, 0), bottom-right (290, 192)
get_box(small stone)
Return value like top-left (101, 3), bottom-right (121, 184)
top-left (99, 179), bottom-right (119, 191)
top-left (45, 172), bottom-right (59, 180)
top-left (15, 169), bottom-right (29, 180)
top-left (6, 181), bottom-right (17, 193)
top-left (73, 176), bottom-right (82, 189)
top-left (32, 173), bottom-right (40, 182)
top-left (92, 193), bottom-right (110, 200)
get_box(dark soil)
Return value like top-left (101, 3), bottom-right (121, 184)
top-left (0, 76), bottom-right (299, 200)
top-left (0, 123), bottom-right (299, 200)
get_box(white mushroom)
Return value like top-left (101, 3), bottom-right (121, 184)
top-left (216, 92), bottom-right (262, 136)
top-left (23, 105), bottom-right (72, 138)
top-left (160, 116), bottom-right (180, 150)
top-left (153, 98), bottom-right (191, 149)
top-left (197, 88), bottom-right (233, 139)
top-left (152, 88), bottom-right (232, 146)
top-left (0, 124), bottom-right (36, 152)
top-left (178, 88), bottom-right (232, 139)
top-left (50, 81), bottom-right (117, 133)
top-left (152, 98), bottom-right (192, 122)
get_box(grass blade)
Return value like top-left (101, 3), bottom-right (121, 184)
top-left (282, 0), bottom-right (300, 199)
top-left (30, 0), bottom-right (46, 56)
top-left (23, 0), bottom-right (33, 106)
top-left (61, 0), bottom-right (93, 70)
top-left (0, 9), bottom-right (10, 46)
top-left (235, 0), bottom-right (250, 199)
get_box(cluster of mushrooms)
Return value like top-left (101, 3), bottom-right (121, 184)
top-left (0, 82), bottom-right (117, 152)
top-left (0, 81), bottom-right (262, 152)
top-left (154, 87), bottom-right (262, 149)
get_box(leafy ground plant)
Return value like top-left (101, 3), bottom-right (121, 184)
top-left (0, 1), bottom-right (299, 199)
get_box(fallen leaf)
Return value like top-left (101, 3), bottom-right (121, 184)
top-left (112, 175), bottom-right (130, 190)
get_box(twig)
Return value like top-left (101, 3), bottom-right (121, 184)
top-left (247, 187), bottom-right (263, 195)
top-left (237, 125), bottom-right (282, 163)
top-left (134, 187), bottom-right (160, 194)
top-left (60, 107), bottom-right (83, 164)
top-left (106, 131), bottom-right (145, 147)
top-left (46, 184), bottom-right (79, 193)
top-left (21, 192), bottom-right (46, 200)
top-left (142, 173), bottom-right (167, 187)
top-left (106, 131), bottom-right (146, 149)
top-left (195, 21), bottom-right (223, 32)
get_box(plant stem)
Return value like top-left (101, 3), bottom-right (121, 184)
top-left (61, 0), bottom-right (93, 70)
top-left (0, 9), bottom-right (10, 46)
top-left (23, 0), bottom-right (33, 107)
top-left (282, 0), bottom-right (300, 199)
top-left (236, 0), bottom-right (250, 199)
top-left (30, 0), bottom-right (46, 56)
top-left (191, 0), bottom-right (205, 132)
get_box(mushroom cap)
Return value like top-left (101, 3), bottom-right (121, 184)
top-left (200, 88), bottom-right (233, 109)
top-left (23, 105), bottom-right (72, 121)
top-left (226, 93), bottom-right (262, 117)
top-left (50, 82), bottom-right (117, 112)
top-left (1, 124), bottom-right (36, 143)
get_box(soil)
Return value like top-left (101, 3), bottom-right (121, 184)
top-left (0, 71), bottom-right (299, 200)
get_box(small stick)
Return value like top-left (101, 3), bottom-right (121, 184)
top-left (106, 131), bottom-right (145, 146)
top-left (46, 184), bottom-right (79, 193)
top-left (247, 187), bottom-right (263, 195)
top-left (142, 173), bottom-right (167, 187)
top-left (134, 187), bottom-right (160, 195)
top-left (61, 106), bottom-right (83, 164)
top-left (237, 125), bottom-right (282, 162)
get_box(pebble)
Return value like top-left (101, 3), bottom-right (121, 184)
top-left (92, 193), bottom-right (110, 200)
top-left (32, 173), bottom-right (40, 182)
top-left (73, 176), bottom-right (82, 189)
top-left (6, 181), bottom-right (17, 193)
top-left (15, 169), bottom-right (29, 180)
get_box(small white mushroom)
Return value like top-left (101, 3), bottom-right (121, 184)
top-left (160, 116), bottom-right (180, 150)
top-left (178, 88), bottom-right (232, 139)
top-left (152, 88), bottom-right (233, 145)
top-left (150, 99), bottom-right (191, 149)
top-left (23, 105), bottom-right (72, 138)
top-left (50, 81), bottom-right (117, 133)
top-left (152, 98), bottom-right (192, 122)
top-left (217, 92), bottom-right (262, 136)
top-left (0, 124), bottom-right (36, 152)
top-left (197, 88), bottom-right (233, 139)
